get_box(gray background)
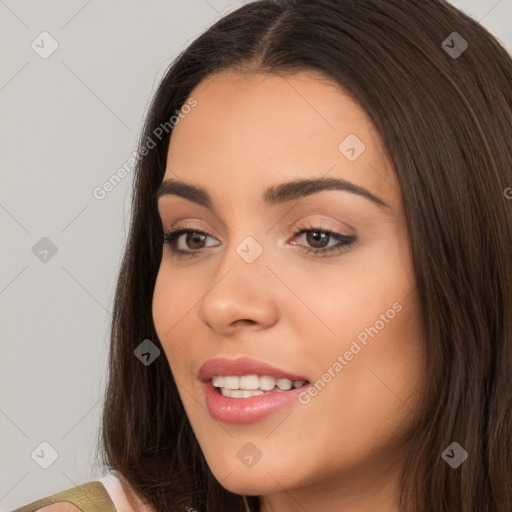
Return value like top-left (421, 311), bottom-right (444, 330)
top-left (1, 1), bottom-right (510, 510)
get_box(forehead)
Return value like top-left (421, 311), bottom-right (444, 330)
top-left (164, 70), bottom-right (399, 210)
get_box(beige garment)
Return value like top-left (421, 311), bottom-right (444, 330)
top-left (11, 480), bottom-right (116, 512)
top-left (11, 471), bottom-right (154, 512)
top-left (97, 471), bottom-right (154, 512)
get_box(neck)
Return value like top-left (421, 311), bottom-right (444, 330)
top-left (118, 473), bottom-right (155, 512)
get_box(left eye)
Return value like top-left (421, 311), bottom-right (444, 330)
top-left (290, 228), bottom-right (356, 256)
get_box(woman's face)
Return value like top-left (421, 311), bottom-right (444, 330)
top-left (153, 69), bottom-right (425, 508)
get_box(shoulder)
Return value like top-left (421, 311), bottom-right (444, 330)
top-left (12, 480), bottom-right (117, 512)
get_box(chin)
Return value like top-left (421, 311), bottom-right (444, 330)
top-left (215, 473), bottom-right (281, 496)
top-left (205, 454), bottom-right (307, 497)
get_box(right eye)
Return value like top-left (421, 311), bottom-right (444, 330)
top-left (162, 228), bottom-right (220, 258)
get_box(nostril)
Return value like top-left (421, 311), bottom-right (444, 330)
top-left (233, 319), bottom-right (257, 327)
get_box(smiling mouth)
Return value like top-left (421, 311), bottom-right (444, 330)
top-left (212, 374), bottom-right (310, 398)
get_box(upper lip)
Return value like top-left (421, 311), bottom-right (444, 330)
top-left (198, 356), bottom-right (309, 383)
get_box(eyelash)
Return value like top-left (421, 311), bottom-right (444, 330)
top-left (162, 221), bottom-right (356, 260)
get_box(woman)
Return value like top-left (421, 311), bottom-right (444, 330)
top-left (15, 0), bottom-right (512, 510)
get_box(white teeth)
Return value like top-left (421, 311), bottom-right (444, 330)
top-left (212, 375), bottom-right (223, 388)
top-left (212, 375), bottom-right (307, 396)
top-left (242, 389), bottom-right (263, 398)
top-left (239, 375), bottom-right (260, 389)
top-left (222, 376), bottom-right (240, 389)
top-left (260, 376), bottom-right (276, 391)
top-left (221, 388), bottom-right (265, 398)
top-left (276, 378), bottom-right (293, 390)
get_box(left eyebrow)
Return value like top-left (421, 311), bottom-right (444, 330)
top-left (155, 176), bottom-right (390, 209)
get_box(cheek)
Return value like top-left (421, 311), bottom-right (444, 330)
top-left (152, 270), bottom-right (169, 343)
top-left (152, 267), bottom-right (191, 365)
top-left (152, 263), bottom-right (216, 387)
top-left (286, 246), bottom-right (423, 441)
top-left (288, 297), bottom-right (424, 476)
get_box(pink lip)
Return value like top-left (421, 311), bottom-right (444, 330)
top-left (198, 356), bottom-right (309, 382)
top-left (198, 357), bottom-right (310, 424)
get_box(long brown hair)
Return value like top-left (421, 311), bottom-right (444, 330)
top-left (96, 1), bottom-right (512, 510)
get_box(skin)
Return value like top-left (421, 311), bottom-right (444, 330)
top-left (152, 69), bottom-right (426, 512)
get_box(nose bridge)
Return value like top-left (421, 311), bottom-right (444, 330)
top-left (197, 224), bottom-right (278, 331)
top-left (218, 206), bottom-right (271, 269)
top-left (213, 227), bottom-right (270, 297)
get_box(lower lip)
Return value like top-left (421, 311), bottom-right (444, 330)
top-left (203, 381), bottom-right (308, 424)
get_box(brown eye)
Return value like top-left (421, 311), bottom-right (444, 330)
top-left (305, 230), bottom-right (330, 249)
top-left (185, 231), bottom-right (207, 250)
top-left (290, 226), bottom-right (356, 257)
top-left (162, 228), bottom-right (220, 258)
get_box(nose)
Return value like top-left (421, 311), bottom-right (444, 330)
top-left (198, 237), bottom-right (279, 335)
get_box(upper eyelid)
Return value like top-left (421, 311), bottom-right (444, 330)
top-left (157, 201), bottom-right (358, 234)
top-left (157, 210), bottom-right (230, 236)
top-left (159, 212), bottom-right (355, 234)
